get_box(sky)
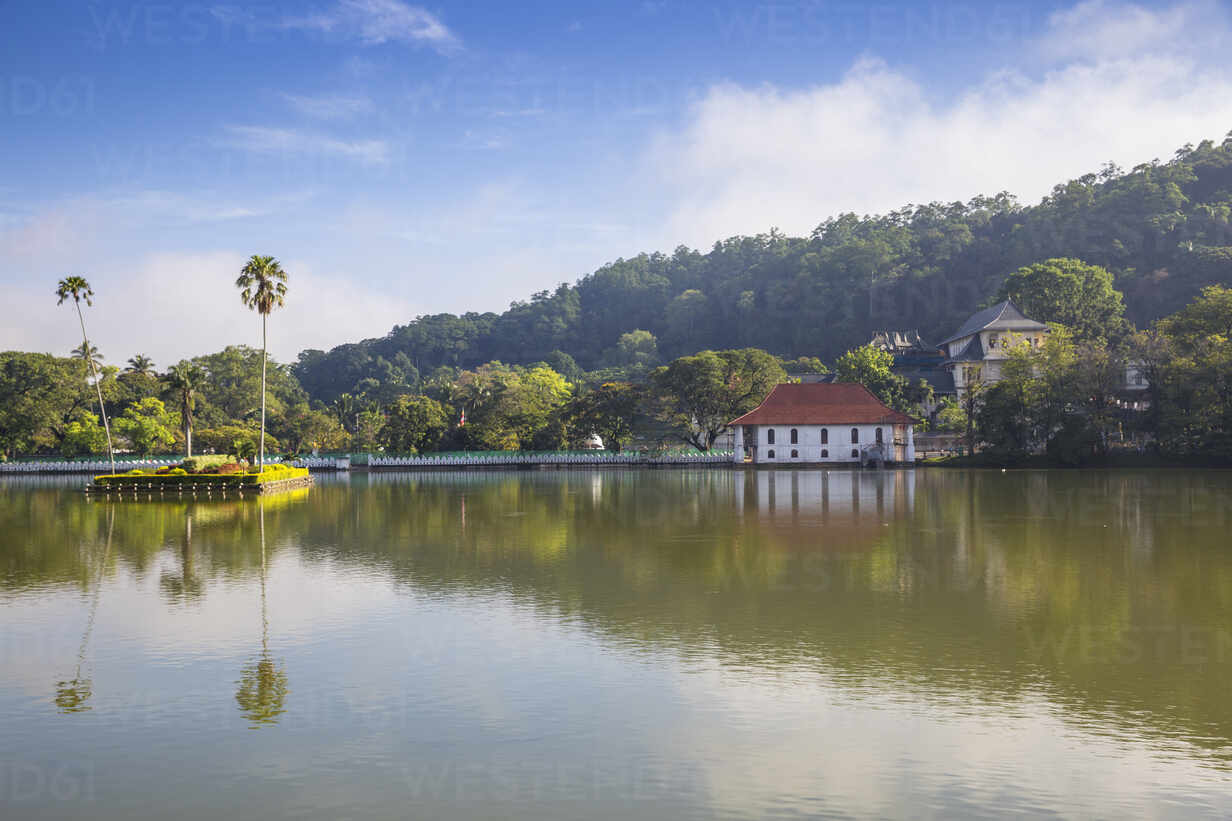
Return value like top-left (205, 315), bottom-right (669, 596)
top-left (2, 0), bottom-right (1231, 365)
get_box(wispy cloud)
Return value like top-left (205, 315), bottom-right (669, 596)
top-left (282, 92), bottom-right (375, 120)
top-left (220, 125), bottom-right (390, 164)
top-left (284, 0), bottom-right (460, 53)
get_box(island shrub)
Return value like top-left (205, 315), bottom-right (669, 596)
top-left (182, 455), bottom-right (230, 472)
top-left (92, 465), bottom-right (308, 488)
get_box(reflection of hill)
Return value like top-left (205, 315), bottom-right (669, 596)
top-left (4, 469), bottom-right (1232, 760)
top-left (303, 470), bottom-right (1232, 761)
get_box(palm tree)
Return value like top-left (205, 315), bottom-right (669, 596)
top-left (235, 255), bottom-right (288, 471)
top-left (57, 277), bottom-right (115, 475)
top-left (126, 354), bottom-right (155, 375)
top-left (166, 361), bottom-right (205, 457)
top-left (71, 342), bottom-right (104, 371)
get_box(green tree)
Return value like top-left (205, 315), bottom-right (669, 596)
top-left (195, 425), bottom-right (276, 457)
top-left (934, 397), bottom-right (967, 433)
top-left (0, 352), bottom-right (94, 456)
top-left (997, 258), bottom-right (1129, 342)
top-left (833, 345), bottom-right (908, 409)
top-left (609, 329), bottom-right (660, 374)
top-left (71, 342), bottom-right (104, 371)
top-left (273, 403), bottom-right (348, 454)
top-left (651, 349), bottom-right (786, 451)
top-left (57, 277), bottom-right (115, 473)
top-left (567, 382), bottom-right (641, 451)
top-left (236, 255), bottom-right (288, 470)
top-left (781, 356), bottom-right (829, 376)
top-left (125, 354), bottom-right (155, 375)
top-left (60, 410), bottom-right (108, 457)
top-left (381, 395), bottom-right (449, 453)
top-left (114, 397), bottom-right (177, 456)
top-left (166, 361), bottom-right (206, 458)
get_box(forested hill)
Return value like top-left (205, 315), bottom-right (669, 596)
top-left (294, 133), bottom-right (1232, 402)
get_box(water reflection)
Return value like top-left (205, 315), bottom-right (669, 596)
top-left (235, 500), bottom-right (288, 728)
top-left (54, 504), bottom-right (113, 714)
top-left (159, 511), bottom-right (203, 604)
top-left (4, 469), bottom-right (1232, 818)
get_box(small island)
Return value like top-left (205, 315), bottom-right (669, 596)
top-left (87, 455), bottom-right (312, 496)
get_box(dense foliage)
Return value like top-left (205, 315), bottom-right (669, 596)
top-left (293, 134), bottom-right (1232, 402)
top-left (3, 135), bottom-right (1232, 462)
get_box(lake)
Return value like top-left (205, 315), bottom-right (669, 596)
top-left (2, 468), bottom-right (1231, 819)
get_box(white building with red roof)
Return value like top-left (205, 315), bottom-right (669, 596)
top-left (729, 383), bottom-right (917, 465)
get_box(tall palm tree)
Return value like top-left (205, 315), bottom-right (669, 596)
top-left (235, 255), bottom-right (288, 470)
top-left (126, 354), bottom-right (155, 375)
top-left (57, 277), bottom-right (115, 475)
top-left (166, 361), bottom-right (206, 457)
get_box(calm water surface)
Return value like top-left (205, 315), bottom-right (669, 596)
top-left (2, 468), bottom-right (1231, 819)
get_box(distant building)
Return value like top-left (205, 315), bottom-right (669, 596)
top-left (869, 329), bottom-right (955, 411)
top-left (939, 301), bottom-right (1150, 400)
top-left (730, 383), bottom-right (916, 465)
top-left (939, 301), bottom-right (1050, 398)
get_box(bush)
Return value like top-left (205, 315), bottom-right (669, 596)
top-left (182, 454), bottom-right (230, 472)
top-left (92, 465), bottom-right (308, 489)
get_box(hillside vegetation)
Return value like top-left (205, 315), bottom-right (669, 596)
top-left (294, 134), bottom-right (1232, 403)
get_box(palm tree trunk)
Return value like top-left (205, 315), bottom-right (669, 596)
top-left (76, 301), bottom-right (115, 474)
top-left (184, 392), bottom-right (193, 459)
top-left (259, 313), bottom-right (267, 470)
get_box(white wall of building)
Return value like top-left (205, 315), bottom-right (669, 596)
top-left (737, 424), bottom-right (915, 464)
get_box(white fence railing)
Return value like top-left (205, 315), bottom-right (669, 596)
top-left (363, 451), bottom-right (734, 469)
top-left (0, 457), bottom-right (186, 475)
top-left (293, 456), bottom-right (352, 470)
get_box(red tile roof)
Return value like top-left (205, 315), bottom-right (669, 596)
top-left (729, 383), bottom-right (917, 426)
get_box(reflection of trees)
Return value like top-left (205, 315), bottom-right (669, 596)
top-left (295, 470), bottom-right (1232, 759)
top-left (236, 500), bottom-right (288, 728)
top-left (12, 470), bottom-right (1232, 753)
top-left (160, 510), bottom-right (203, 603)
top-left (55, 505), bottom-right (113, 714)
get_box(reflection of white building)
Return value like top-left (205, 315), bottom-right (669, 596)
top-left (730, 384), bottom-right (916, 465)
top-left (940, 301), bottom-right (1049, 398)
top-left (733, 469), bottom-right (916, 546)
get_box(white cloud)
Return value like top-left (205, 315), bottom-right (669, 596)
top-left (285, 0), bottom-right (460, 53)
top-left (282, 92), bottom-right (375, 120)
top-left (648, 1), bottom-right (1232, 248)
top-left (1039, 0), bottom-right (1228, 62)
top-left (220, 125), bottom-right (390, 165)
top-left (1, 251), bottom-right (416, 365)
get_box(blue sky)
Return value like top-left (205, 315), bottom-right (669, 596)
top-left (3, 0), bottom-right (1231, 364)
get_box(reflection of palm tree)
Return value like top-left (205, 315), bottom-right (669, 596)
top-left (160, 509), bottom-right (203, 603)
top-left (236, 500), bottom-right (288, 727)
top-left (56, 505), bottom-right (113, 713)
